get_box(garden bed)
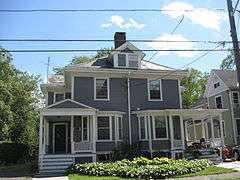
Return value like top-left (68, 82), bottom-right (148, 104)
top-left (68, 157), bottom-right (214, 179)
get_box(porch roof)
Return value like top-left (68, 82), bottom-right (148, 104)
top-left (132, 108), bottom-right (227, 118)
top-left (41, 99), bottom-right (97, 116)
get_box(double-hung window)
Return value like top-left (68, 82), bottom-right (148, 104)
top-left (97, 116), bottom-right (111, 140)
top-left (215, 96), bottom-right (223, 109)
top-left (73, 116), bottom-right (89, 142)
top-left (139, 116), bottom-right (147, 140)
top-left (148, 79), bottom-right (162, 100)
top-left (117, 117), bottom-right (123, 140)
top-left (232, 92), bottom-right (239, 104)
top-left (54, 93), bottom-right (64, 103)
top-left (153, 116), bottom-right (168, 139)
top-left (114, 53), bottom-right (139, 68)
top-left (95, 78), bottom-right (109, 100)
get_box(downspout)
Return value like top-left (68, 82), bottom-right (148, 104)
top-left (127, 72), bottom-right (132, 145)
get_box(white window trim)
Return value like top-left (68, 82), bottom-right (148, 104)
top-left (138, 116), bottom-right (148, 141)
top-left (94, 77), bottom-right (110, 101)
top-left (147, 79), bottom-right (163, 101)
top-left (96, 115), bottom-right (112, 142)
top-left (116, 116), bottom-right (123, 141)
top-left (215, 95), bottom-right (223, 109)
top-left (232, 91), bottom-right (240, 105)
top-left (113, 53), bottom-right (140, 69)
top-left (152, 116), bottom-right (169, 140)
top-left (214, 82), bottom-right (220, 89)
top-left (53, 92), bottom-right (65, 103)
top-left (74, 116), bottom-right (90, 142)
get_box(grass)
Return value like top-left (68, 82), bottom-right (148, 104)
top-left (176, 166), bottom-right (237, 178)
top-left (69, 166), bottom-right (237, 180)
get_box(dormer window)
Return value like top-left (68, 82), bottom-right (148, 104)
top-left (214, 82), bottom-right (220, 89)
top-left (114, 53), bottom-right (139, 69)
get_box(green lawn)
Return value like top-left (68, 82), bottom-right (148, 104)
top-left (68, 166), bottom-right (237, 180)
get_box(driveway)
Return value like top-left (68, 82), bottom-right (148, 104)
top-left (217, 161), bottom-right (240, 171)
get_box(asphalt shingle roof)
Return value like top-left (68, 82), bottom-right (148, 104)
top-left (213, 69), bottom-right (238, 89)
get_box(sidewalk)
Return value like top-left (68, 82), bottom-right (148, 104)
top-left (32, 176), bottom-right (68, 180)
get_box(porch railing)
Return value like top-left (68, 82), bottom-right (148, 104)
top-left (172, 140), bottom-right (183, 149)
top-left (74, 142), bottom-right (93, 152)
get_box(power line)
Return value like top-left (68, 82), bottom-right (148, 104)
top-left (131, 43), bottom-right (222, 88)
top-left (0, 39), bottom-right (232, 44)
top-left (0, 8), bottom-right (226, 13)
top-left (0, 48), bottom-right (230, 53)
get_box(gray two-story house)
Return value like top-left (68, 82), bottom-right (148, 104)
top-left (39, 32), bottom-right (226, 174)
top-left (195, 69), bottom-right (240, 147)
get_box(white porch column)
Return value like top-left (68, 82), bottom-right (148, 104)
top-left (180, 115), bottom-right (185, 150)
top-left (184, 121), bottom-right (189, 142)
top-left (71, 116), bottom-right (74, 154)
top-left (43, 117), bottom-right (46, 155)
top-left (210, 115), bottom-right (215, 139)
top-left (38, 114), bottom-right (43, 168)
top-left (169, 115), bottom-right (175, 158)
top-left (193, 119), bottom-right (197, 141)
top-left (147, 116), bottom-right (153, 158)
top-left (92, 115), bottom-right (97, 162)
top-left (201, 119), bottom-right (206, 139)
top-left (219, 114), bottom-right (225, 145)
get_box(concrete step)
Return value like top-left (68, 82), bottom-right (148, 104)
top-left (43, 158), bottom-right (73, 162)
top-left (40, 165), bottom-right (69, 170)
top-left (42, 162), bottom-right (72, 167)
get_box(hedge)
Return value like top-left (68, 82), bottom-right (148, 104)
top-left (0, 142), bottom-right (30, 164)
top-left (68, 157), bottom-right (213, 179)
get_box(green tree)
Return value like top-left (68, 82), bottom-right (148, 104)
top-left (0, 47), bottom-right (40, 154)
top-left (220, 49), bottom-right (235, 70)
top-left (181, 68), bottom-right (208, 108)
top-left (53, 47), bottom-right (112, 74)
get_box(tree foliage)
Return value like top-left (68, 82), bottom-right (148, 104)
top-left (181, 68), bottom-right (208, 108)
top-left (0, 47), bottom-right (40, 154)
top-left (220, 49), bottom-right (235, 70)
top-left (53, 47), bottom-right (112, 74)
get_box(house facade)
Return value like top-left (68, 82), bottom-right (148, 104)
top-left (39, 32), bottom-right (226, 173)
top-left (195, 69), bottom-right (240, 146)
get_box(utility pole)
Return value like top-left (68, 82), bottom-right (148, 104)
top-left (227, 0), bottom-right (240, 86)
top-left (46, 57), bottom-right (50, 83)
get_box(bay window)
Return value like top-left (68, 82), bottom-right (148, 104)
top-left (97, 116), bottom-right (111, 140)
top-left (73, 116), bottom-right (89, 142)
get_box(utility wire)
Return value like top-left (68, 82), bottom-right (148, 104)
top-left (0, 39), bottom-right (232, 44)
top-left (0, 49), bottom-right (230, 53)
top-left (147, 15), bottom-right (185, 63)
top-left (131, 43), bottom-right (224, 87)
top-left (0, 8), bottom-right (226, 13)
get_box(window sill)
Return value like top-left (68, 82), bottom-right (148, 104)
top-left (94, 99), bottom-right (110, 101)
top-left (96, 140), bottom-right (114, 142)
top-left (148, 99), bottom-right (163, 102)
top-left (153, 138), bottom-right (169, 141)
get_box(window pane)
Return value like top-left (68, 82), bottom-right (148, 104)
top-left (172, 116), bottom-right (181, 140)
top-left (129, 60), bottom-right (138, 68)
top-left (98, 129), bottom-right (110, 140)
top-left (97, 117), bottom-right (110, 127)
top-left (216, 96), bottom-right (223, 109)
top-left (149, 80), bottom-right (161, 99)
top-left (118, 54), bottom-right (126, 66)
top-left (140, 116), bottom-right (146, 139)
top-left (55, 93), bottom-right (64, 102)
top-left (97, 116), bottom-right (110, 140)
top-left (128, 54), bottom-right (138, 68)
top-left (236, 119), bottom-right (240, 135)
top-left (233, 92), bottom-right (239, 104)
top-left (118, 117), bottom-right (122, 140)
top-left (96, 79), bottom-right (108, 99)
top-left (83, 117), bottom-right (88, 128)
top-left (83, 129), bottom-right (88, 141)
top-left (155, 116), bottom-right (167, 138)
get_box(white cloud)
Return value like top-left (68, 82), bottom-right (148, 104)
top-left (147, 33), bottom-right (197, 58)
top-left (101, 15), bottom-right (145, 29)
top-left (162, 2), bottom-right (227, 30)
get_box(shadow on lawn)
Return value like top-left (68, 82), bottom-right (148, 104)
top-left (0, 163), bottom-right (34, 178)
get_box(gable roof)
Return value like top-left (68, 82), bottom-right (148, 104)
top-left (45, 99), bottom-right (96, 110)
top-left (191, 96), bottom-right (207, 109)
top-left (213, 69), bottom-right (238, 89)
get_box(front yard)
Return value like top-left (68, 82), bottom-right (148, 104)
top-left (68, 166), bottom-right (236, 180)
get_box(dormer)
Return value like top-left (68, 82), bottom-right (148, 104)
top-left (110, 32), bottom-right (145, 69)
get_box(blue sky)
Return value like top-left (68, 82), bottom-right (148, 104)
top-left (0, 0), bottom-right (236, 80)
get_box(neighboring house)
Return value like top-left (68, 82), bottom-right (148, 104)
top-left (194, 69), bottom-right (240, 146)
top-left (39, 32), bottom-right (226, 174)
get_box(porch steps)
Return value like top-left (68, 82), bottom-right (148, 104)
top-left (198, 149), bottom-right (222, 164)
top-left (39, 155), bottom-right (74, 175)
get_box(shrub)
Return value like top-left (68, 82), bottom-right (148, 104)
top-left (0, 142), bottom-right (30, 164)
top-left (68, 157), bottom-right (213, 179)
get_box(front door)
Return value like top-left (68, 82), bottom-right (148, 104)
top-left (53, 123), bottom-right (67, 154)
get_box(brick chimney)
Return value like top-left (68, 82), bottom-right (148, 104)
top-left (114, 32), bottom-right (126, 49)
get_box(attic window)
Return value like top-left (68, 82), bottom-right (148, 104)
top-left (214, 82), bottom-right (220, 89)
top-left (114, 53), bottom-right (139, 69)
